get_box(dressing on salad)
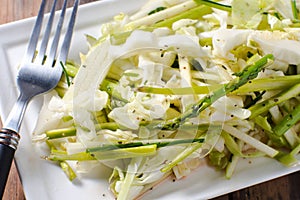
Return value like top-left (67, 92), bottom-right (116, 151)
top-left (33, 0), bottom-right (300, 199)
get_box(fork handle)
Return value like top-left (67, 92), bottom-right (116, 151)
top-left (0, 128), bottom-right (20, 199)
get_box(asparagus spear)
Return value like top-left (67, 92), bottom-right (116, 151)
top-left (273, 103), bottom-right (300, 136)
top-left (249, 82), bottom-right (300, 119)
top-left (155, 54), bottom-right (274, 130)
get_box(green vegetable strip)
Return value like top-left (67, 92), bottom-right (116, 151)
top-left (125, 1), bottom-right (198, 30)
top-left (45, 141), bottom-right (78, 181)
top-left (225, 154), bottom-right (239, 179)
top-left (291, 0), bottom-right (299, 20)
top-left (161, 142), bottom-right (202, 172)
top-left (100, 79), bottom-right (130, 103)
top-left (89, 145), bottom-right (157, 160)
top-left (225, 140), bottom-right (243, 179)
top-left (253, 115), bottom-right (273, 133)
top-left (60, 61), bottom-right (71, 87)
top-left (154, 5), bottom-right (212, 28)
top-left (46, 127), bottom-right (76, 139)
top-left (274, 151), bottom-right (299, 166)
top-left (222, 131), bottom-right (264, 158)
top-left (138, 84), bottom-right (222, 95)
top-left (139, 75), bottom-right (300, 95)
top-left (47, 145), bottom-right (157, 162)
top-left (156, 54), bottom-right (274, 130)
top-left (194, 0), bottom-right (232, 12)
top-left (223, 125), bottom-right (279, 158)
top-left (291, 143), bottom-right (300, 156)
top-left (87, 138), bottom-right (205, 152)
top-left (253, 115), bottom-right (288, 147)
top-left (60, 162), bottom-right (77, 181)
top-left (273, 103), bottom-right (300, 136)
top-left (233, 75), bottom-right (300, 94)
top-left (209, 150), bottom-right (228, 170)
top-left (46, 122), bottom-right (120, 139)
top-left (47, 151), bottom-right (96, 161)
top-left (249, 82), bottom-right (300, 119)
top-left (95, 122), bottom-right (120, 131)
top-left (221, 131), bottom-right (244, 157)
top-left (117, 158), bottom-right (140, 200)
top-left (45, 120), bottom-right (219, 140)
top-left (65, 62), bottom-right (79, 77)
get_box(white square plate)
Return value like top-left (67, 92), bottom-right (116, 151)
top-left (0, 0), bottom-right (299, 199)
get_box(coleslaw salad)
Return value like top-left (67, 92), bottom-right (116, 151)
top-left (32, 0), bottom-right (300, 199)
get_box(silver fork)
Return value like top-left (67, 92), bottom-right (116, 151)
top-left (0, 0), bottom-right (79, 197)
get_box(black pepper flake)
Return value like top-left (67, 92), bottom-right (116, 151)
top-left (262, 103), bottom-right (266, 107)
top-left (172, 179), bottom-right (176, 182)
top-left (273, 98), bottom-right (279, 102)
top-left (137, 173), bottom-right (143, 178)
top-left (150, 187), bottom-right (153, 191)
top-left (231, 114), bottom-right (234, 117)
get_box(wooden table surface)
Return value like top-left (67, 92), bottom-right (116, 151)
top-left (0, 0), bottom-right (300, 200)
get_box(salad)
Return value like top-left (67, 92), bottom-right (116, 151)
top-left (32, 0), bottom-right (300, 199)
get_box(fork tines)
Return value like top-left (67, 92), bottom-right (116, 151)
top-left (25, 0), bottom-right (79, 67)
